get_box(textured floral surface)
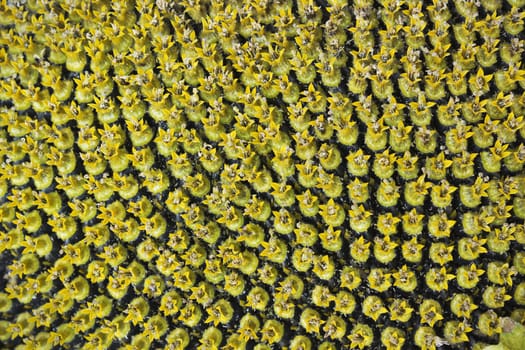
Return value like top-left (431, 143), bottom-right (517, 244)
top-left (0, 0), bottom-right (524, 349)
